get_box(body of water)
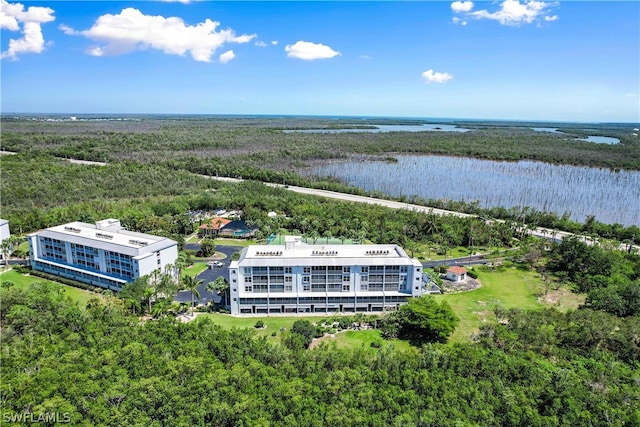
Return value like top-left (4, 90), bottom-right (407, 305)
top-left (532, 127), bottom-right (564, 134)
top-left (284, 124), bottom-right (470, 133)
top-left (579, 136), bottom-right (620, 144)
top-left (305, 155), bottom-right (640, 226)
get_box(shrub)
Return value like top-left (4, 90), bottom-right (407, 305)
top-left (254, 320), bottom-right (265, 329)
top-left (467, 270), bottom-right (478, 279)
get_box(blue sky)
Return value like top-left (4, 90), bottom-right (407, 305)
top-left (1, 1), bottom-right (638, 122)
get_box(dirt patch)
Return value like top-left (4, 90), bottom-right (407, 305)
top-left (473, 310), bottom-right (492, 323)
top-left (441, 278), bottom-right (481, 293)
top-left (538, 287), bottom-right (584, 309)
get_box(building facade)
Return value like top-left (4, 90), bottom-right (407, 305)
top-left (228, 236), bottom-right (423, 315)
top-left (29, 219), bottom-right (178, 291)
top-left (0, 219), bottom-right (10, 262)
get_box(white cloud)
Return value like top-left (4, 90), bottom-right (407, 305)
top-left (422, 69), bottom-right (453, 84)
top-left (1, 0), bottom-right (55, 60)
top-left (255, 40), bottom-right (267, 47)
top-left (469, 0), bottom-right (557, 26)
top-left (219, 49), bottom-right (234, 63)
top-left (58, 23), bottom-right (75, 35)
top-left (359, 54), bottom-right (372, 60)
top-left (544, 15), bottom-right (558, 22)
top-left (452, 17), bottom-right (468, 26)
top-left (157, 0), bottom-right (192, 3)
top-left (451, 1), bottom-right (474, 13)
top-left (271, 40), bottom-right (278, 46)
top-left (285, 40), bottom-right (340, 60)
top-left (61, 7), bottom-right (256, 62)
top-left (86, 46), bottom-right (103, 57)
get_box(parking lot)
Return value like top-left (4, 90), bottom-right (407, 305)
top-left (174, 245), bottom-right (240, 306)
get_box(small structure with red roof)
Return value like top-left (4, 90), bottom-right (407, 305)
top-left (446, 266), bottom-right (468, 282)
top-left (198, 217), bottom-right (232, 237)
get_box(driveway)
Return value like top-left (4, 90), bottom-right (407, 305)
top-left (175, 244), bottom-right (242, 306)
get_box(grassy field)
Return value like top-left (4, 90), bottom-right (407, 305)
top-left (181, 262), bottom-right (209, 278)
top-left (199, 313), bottom-right (327, 341)
top-left (316, 329), bottom-right (414, 352)
top-left (197, 313), bottom-right (416, 351)
top-left (433, 266), bottom-right (584, 342)
top-left (197, 265), bottom-right (584, 346)
top-left (0, 269), bottom-right (99, 306)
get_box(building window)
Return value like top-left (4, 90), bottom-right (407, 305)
top-left (361, 266), bottom-right (368, 273)
top-left (285, 267), bottom-right (292, 274)
top-left (342, 284), bottom-right (350, 292)
top-left (245, 285), bottom-right (253, 292)
top-left (303, 267), bottom-right (311, 274)
top-left (303, 284), bottom-right (311, 292)
top-left (244, 267), bottom-right (252, 274)
top-left (361, 275), bottom-right (368, 282)
top-left (360, 283), bottom-right (368, 291)
top-left (343, 267), bottom-right (350, 273)
top-left (245, 277), bottom-right (252, 283)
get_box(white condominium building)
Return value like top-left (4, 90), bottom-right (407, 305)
top-left (29, 219), bottom-right (178, 291)
top-left (0, 219), bottom-right (10, 262)
top-left (228, 236), bottom-right (424, 315)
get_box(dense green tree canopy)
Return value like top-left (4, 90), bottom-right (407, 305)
top-left (1, 283), bottom-right (638, 426)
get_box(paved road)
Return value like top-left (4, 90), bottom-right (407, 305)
top-left (265, 183), bottom-right (475, 218)
top-left (175, 245), bottom-right (242, 306)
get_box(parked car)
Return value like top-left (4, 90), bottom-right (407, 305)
top-left (212, 261), bottom-right (225, 268)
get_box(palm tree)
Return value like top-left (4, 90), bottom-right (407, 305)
top-left (182, 275), bottom-right (203, 316)
top-left (1, 239), bottom-right (12, 268)
top-left (206, 280), bottom-right (217, 306)
top-left (174, 253), bottom-right (188, 281)
top-left (212, 277), bottom-right (230, 307)
top-left (156, 271), bottom-right (178, 300)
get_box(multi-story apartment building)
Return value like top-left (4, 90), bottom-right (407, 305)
top-left (29, 219), bottom-right (178, 291)
top-left (228, 236), bottom-right (424, 315)
top-left (0, 219), bottom-right (10, 263)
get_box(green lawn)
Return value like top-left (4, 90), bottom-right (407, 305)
top-left (199, 313), bottom-right (419, 351)
top-left (199, 314), bottom-right (326, 341)
top-left (0, 270), bottom-right (99, 306)
top-left (186, 234), bottom-right (200, 243)
top-left (317, 329), bottom-right (414, 352)
top-left (432, 266), bottom-right (581, 342)
top-left (181, 262), bottom-right (209, 278)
